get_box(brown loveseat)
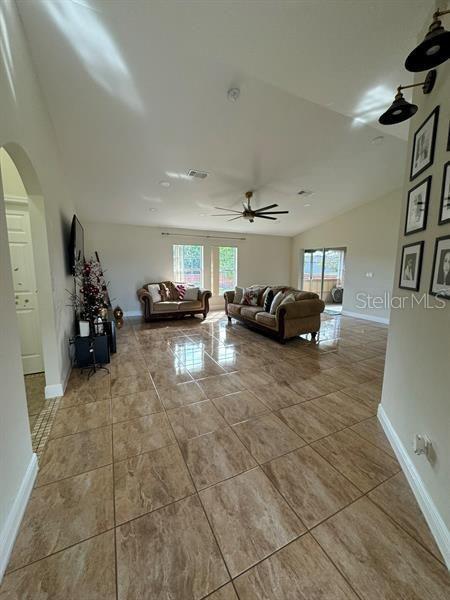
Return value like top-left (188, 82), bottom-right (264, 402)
top-left (137, 281), bottom-right (211, 321)
top-left (224, 285), bottom-right (325, 342)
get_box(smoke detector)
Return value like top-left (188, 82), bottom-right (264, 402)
top-left (187, 169), bottom-right (208, 180)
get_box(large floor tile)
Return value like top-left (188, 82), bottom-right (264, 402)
top-left (251, 381), bottom-right (304, 411)
top-left (313, 497), bottom-right (450, 599)
top-left (113, 412), bottom-right (175, 461)
top-left (116, 495), bottom-right (229, 599)
top-left (7, 466), bottom-right (114, 572)
top-left (278, 401), bottom-right (343, 443)
top-left (286, 373), bottom-right (341, 400)
top-left (341, 378), bottom-right (383, 410)
top-left (212, 390), bottom-right (268, 425)
top-left (111, 373), bottom-right (153, 397)
top-left (309, 390), bottom-right (375, 426)
top-left (181, 427), bottom-right (256, 489)
top-left (114, 444), bottom-right (194, 524)
top-left (49, 400), bottom-right (110, 439)
top-left (351, 416), bottom-right (395, 457)
top-left (311, 429), bottom-right (400, 493)
top-left (234, 534), bottom-right (359, 599)
top-left (0, 531), bottom-right (116, 600)
top-left (37, 426), bottom-right (112, 486)
top-left (263, 446), bottom-right (361, 528)
top-left (233, 413), bottom-right (305, 463)
top-left (111, 389), bottom-right (162, 422)
top-left (199, 468), bottom-right (304, 577)
top-left (149, 364), bottom-right (193, 387)
top-left (205, 583), bottom-right (239, 599)
top-left (197, 373), bottom-right (245, 399)
top-left (157, 380), bottom-right (206, 409)
top-left (167, 399), bottom-right (227, 441)
top-left (368, 472), bottom-right (443, 561)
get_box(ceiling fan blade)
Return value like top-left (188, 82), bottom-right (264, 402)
top-left (227, 216), bottom-right (242, 222)
top-left (211, 214), bottom-right (242, 217)
top-left (254, 204), bottom-right (278, 212)
top-left (256, 215), bottom-right (277, 220)
top-left (257, 211), bottom-right (289, 215)
top-left (214, 207), bottom-right (243, 214)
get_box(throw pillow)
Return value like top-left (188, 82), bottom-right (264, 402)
top-left (147, 283), bottom-right (162, 303)
top-left (183, 287), bottom-right (199, 301)
top-left (234, 286), bottom-right (244, 304)
top-left (279, 293), bottom-right (295, 307)
top-left (270, 290), bottom-right (285, 314)
top-left (159, 283), bottom-right (171, 301)
top-left (243, 288), bottom-right (259, 306)
top-left (175, 284), bottom-right (186, 300)
top-left (264, 289), bottom-right (274, 312)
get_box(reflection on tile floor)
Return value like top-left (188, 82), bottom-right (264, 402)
top-left (25, 372), bottom-right (60, 460)
top-left (2, 311), bottom-right (449, 599)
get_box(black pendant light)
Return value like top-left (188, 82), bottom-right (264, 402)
top-left (379, 70), bottom-right (437, 125)
top-left (405, 9), bottom-right (450, 72)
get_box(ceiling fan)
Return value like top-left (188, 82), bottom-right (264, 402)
top-left (212, 191), bottom-right (289, 223)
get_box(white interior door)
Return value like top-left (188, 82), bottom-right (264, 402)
top-left (6, 206), bottom-right (44, 374)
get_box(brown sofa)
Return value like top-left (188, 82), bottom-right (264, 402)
top-left (224, 285), bottom-right (325, 342)
top-left (137, 281), bottom-right (211, 321)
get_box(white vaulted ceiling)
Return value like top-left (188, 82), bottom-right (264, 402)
top-left (17, 0), bottom-right (431, 235)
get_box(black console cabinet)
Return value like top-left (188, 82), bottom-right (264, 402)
top-left (74, 334), bottom-right (110, 368)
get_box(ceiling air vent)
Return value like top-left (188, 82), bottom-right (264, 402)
top-left (187, 169), bottom-right (208, 180)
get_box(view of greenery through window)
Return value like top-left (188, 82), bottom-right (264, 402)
top-left (218, 246), bottom-right (238, 294)
top-left (173, 244), bottom-right (203, 286)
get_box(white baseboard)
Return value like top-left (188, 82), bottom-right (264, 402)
top-left (378, 405), bottom-right (450, 569)
top-left (45, 362), bottom-right (71, 399)
top-left (0, 453), bottom-right (38, 581)
top-left (341, 309), bottom-right (390, 325)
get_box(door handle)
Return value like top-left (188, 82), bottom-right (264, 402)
top-left (14, 267), bottom-right (19, 272)
top-left (25, 299), bottom-right (29, 303)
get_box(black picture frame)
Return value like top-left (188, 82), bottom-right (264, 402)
top-left (404, 176), bottom-right (431, 235)
top-left (438, 162), bottom-right (450, 225)
top-left (429, 234), bottom-right (450, 299)
top-left (399, 241), bottom-right (424, 291)
top-left (410, 106), bottom-right (439, 181)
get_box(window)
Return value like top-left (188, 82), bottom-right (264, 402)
top-left (173, 244), bottom-right (203, 286)
top-left (211, 246), bottom-right (238, 295)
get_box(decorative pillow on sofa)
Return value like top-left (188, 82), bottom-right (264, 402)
top-left (159, 282), bottom-right (172, 301)
top-left (279, 293), bottom-right (295, 307)
top-left (270, 290), bottom-right (285, 314)
top-left (175, 284), bottom-right (186, 299)
top-left (183, 287), bottom-right (199, 301)
top-left (264, 289), bottom-right (274, 312)
top-left (234, 286), bottom-right (244, 304)
top-left (242, 288), bottom-right (260, 306)
top-left (147, 284), bottom-right (162, 303)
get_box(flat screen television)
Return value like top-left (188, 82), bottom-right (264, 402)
top-left (68, 215), bottom-right (84, 274)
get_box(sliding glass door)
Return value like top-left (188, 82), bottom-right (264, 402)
top-left (302, 247), bottom-right (346, 305)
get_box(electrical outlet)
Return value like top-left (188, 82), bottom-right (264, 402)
top-left (414, 434), bottom-right (432, 456)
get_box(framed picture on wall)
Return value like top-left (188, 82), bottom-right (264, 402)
top-left (399, 241), bottom-right (424, 291)
top-left (410, 106), bottom-right (439, 181)
top-left (430, 235), bottom-right (450, 299)
top-left (405, 176), bottom-right (431, 235)
top-left (438, 162), bottom-right (450, 225)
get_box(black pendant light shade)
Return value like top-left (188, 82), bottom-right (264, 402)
top-left (379, 90), bottom-right (418, 125)
top-left (405, 13), bottom-right (450, 72)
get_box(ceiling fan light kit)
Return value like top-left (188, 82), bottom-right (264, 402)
top-left (379, 8), bottom-right (449, 125)
top-left (213, 190), bottom-right (289, 224)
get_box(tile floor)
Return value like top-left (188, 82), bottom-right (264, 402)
top-left (2, 311), bottom-right (449, 599)
top-left (24, 372), bottom-right (60, 459)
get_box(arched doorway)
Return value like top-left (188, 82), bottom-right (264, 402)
top-left (0, 144), bottom-right (61, 439)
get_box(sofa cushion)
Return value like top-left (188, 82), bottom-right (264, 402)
top-left (242, 288), bottom-right (260, 306)
top-left (279, 292), bottom-right (296, 307)
top-left (270, 291), bottom-right (285, 314)
top-left (152, 301), bottom-right (180, 312)
top-left (178, 300), bottom-right (202, 310)
top-left (255, 311), bottom-right (277, 329)
top-left (227, 303), bottom-right (242, 315)
top-left (263, 289), bottom-right (274, 312)
top-left (234, 286), bottom-right (244, 304)
top-left (293, 290), bottom-right (319, 301)
top-left (240, 306), bottom-right (264, 320)
top-left (184, 287), bottom-right (199, 301)
top-left (147, 283), bottom-right (162, 303)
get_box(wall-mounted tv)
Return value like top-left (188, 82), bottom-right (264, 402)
top-left (68, 215), bottom-right (84, 274)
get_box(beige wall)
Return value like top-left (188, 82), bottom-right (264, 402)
top-left (290, 188), bottom-right (402, 321)
top-left (84, 222), bottom-right (292, 313)
top-left (380, 1), bottom-right (450, 559)
top-left (0, 0), bottom-right (75, 576)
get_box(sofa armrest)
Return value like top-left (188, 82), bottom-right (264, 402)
top-left (224, 290), bottom-right (235, 315)
top-left (199, 289), bottom-right (212, 304)
top-left (137, 287), bottom-right (153, 319)
top-left (277, 298), bottom-right (325, 319)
